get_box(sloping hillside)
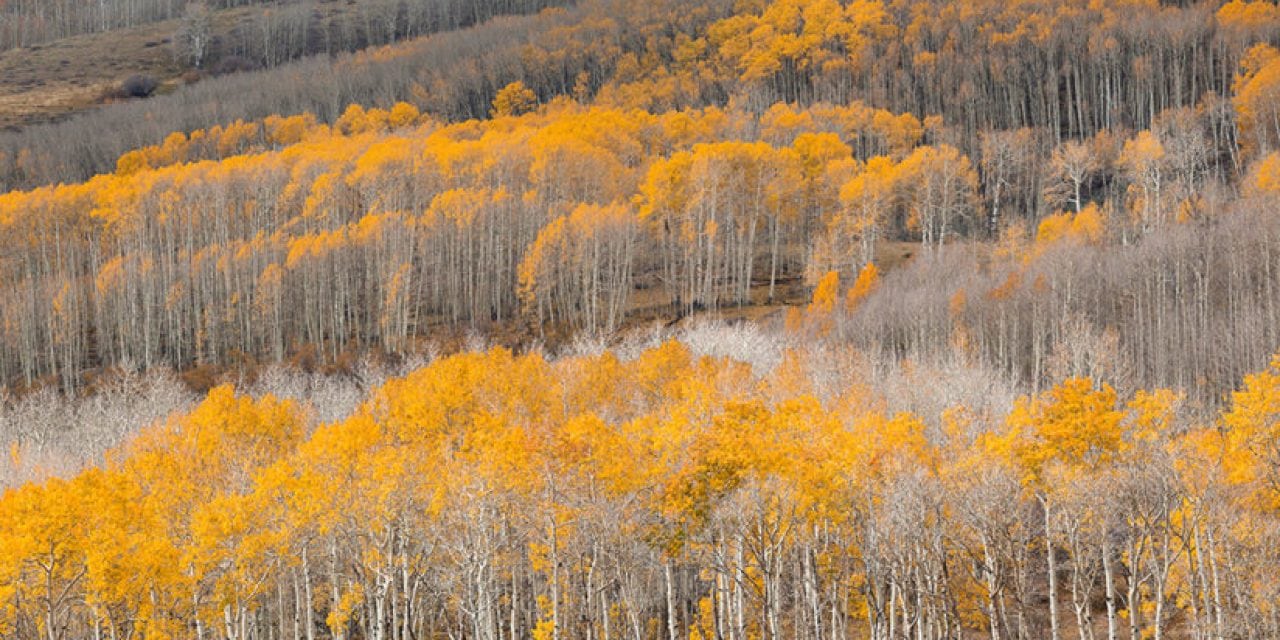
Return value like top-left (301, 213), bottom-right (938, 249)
top-left (2, 2), bottom-right (1280, 639)
top-left (0, 0), bottom-right (571, 133)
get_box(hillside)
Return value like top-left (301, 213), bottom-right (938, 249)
top-left (0, 15), bottom-right (186, 131)
top-left (3, 0), bottom-right (1280, 639)
top-left (0, 0), bottom-right (570, 147)
top-left (1, 0), bottom-right (1279, 403)
top-left (0, 0), bottom-right (505, 131)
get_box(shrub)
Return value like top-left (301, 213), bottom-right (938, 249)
top-left (120, 74), bottom-right (158, 98)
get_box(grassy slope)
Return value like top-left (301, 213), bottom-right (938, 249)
top-left (0, 1), bottom-right (360, 131)
top-left (0, 20), bottom-right (182, 131)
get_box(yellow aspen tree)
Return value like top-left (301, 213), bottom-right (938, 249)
top-left (492, 81), bottom-right (538, 118)
top-left (844, 262), bottom-right (879, 313)
top-left (1119, 130), bottom-right (1168, 234)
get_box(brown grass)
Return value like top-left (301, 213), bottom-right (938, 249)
top-left (0, 18), bottom-right (186, 130)
top-left (0, 2), bottom-right (355, 131)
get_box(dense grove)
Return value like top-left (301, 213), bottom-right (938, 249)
top-left (3, 338), bottom-right (1280, 640)
top-left (1, 0), bottom-right (1280, 401)
top-left (0, 97), bottom-right (932, 389)
top-left (3, 91), bottom-right (1280, 402)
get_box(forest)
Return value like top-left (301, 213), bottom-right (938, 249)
top-left (3, 0), bottom-right (1280, 638)
top-left (4, 334), bottom-right (1280, 640)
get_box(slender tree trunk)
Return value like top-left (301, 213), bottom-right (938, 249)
top-left (1043, 496), bottom-right (1061, 640)
top-left (1102, 535), bottom-right (1118, 640)
top-left (665, 559), bottom-right (679, 640)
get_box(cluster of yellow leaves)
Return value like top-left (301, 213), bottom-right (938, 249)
top-left (1218, 1), bottom-right (1280, 40)
top-left (115, 102), bottom-right (430, 176)
top-left (491, 81), bottom-right (539, 118)
top-left (998, 378), bottom-right (1126, 487)
top-left (1246, 152), bottom-right (1280, 195)
top-left (708, 0), bottom-right (895, 83)
top-left (1218, 354), bottom-right (1280, 509)
top-left (1034, 203), bottom-right (1105, 250)
top-left (844, 262), bottom-right (879, 312)
top-left (0, 388), bottom-right (302, 639)
top-left (1234, 44), bottom-right (1280, 155)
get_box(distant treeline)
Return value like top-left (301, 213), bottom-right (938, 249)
top-left (6, 0), bottom-right (1280, 193)
top-left (0, 0), bottom-right (558, 56)
top-left (0, 0), bottom-right (729, 191)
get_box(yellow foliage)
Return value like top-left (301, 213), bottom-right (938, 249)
top-left (709, 0), bottom-right (893, 85)
top-left (388, 101), bottom-right (422, 128)
top-left (1246, 152), bottom-right (1280, 195)
top-left (532, 618), bottom-right (556, 640)
top-left (1235, 44), bottom-right (1280, 154)
top-left (264, 113), bottom-right (320, 146)
top-left (327, 583), bottom-right (365, 635)
top-left (115, 150), bottom-right (150, 176)
top-left (0, 340), bottom-right (1278, 637)
top-left (1002, 378), bottom-right (1125, 487)
top-left (809, 269), bottom-right (840, 314)
top-left (337, 104), bottom-right (372, 135)
top-left (492, 81), bottom-right (538, 118)
top-left (1120, 130), bottom-right (1166, 174)
top-left (1220, 354), bottom-right (1280, 508)
top-left (844, 262), bottom-right (878, 312)
top-left (1218, 0), bottom-right (1280, 34)
top-left (1034, 203), bottom-right (1104, 249)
